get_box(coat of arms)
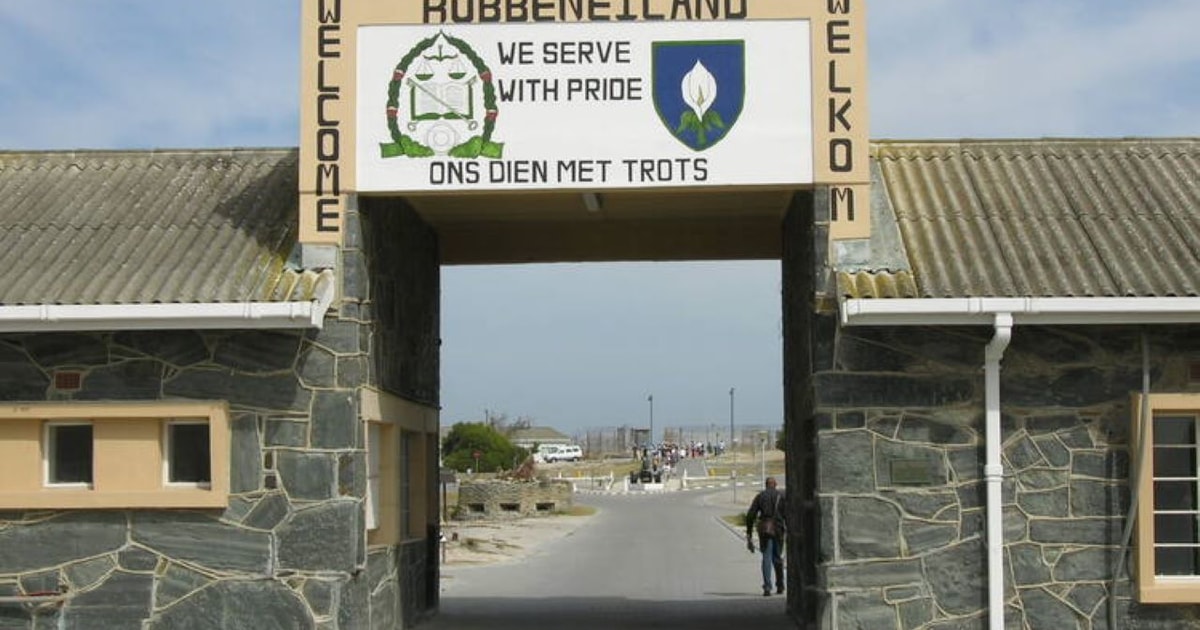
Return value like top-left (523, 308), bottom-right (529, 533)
top-left (380, 32), bottom-right (504, 159)
top-left (652, 40), bottom-right (745, 151)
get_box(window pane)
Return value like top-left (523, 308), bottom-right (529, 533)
top-left (1155, 416), bottom-right (1196, 446)
top-left (1156, 546), bottom-right (1200, 576)
top-left (1155, 513), bottom-right (1200, 544)
top-left (1154, 446), bottom-right (1196, 478)
top-left (169, 424), bottom-right (211, 483)
top-left (50, 425), bottom-right (93, 484)
top-left (1155, 480), bottom-right (1199, 511)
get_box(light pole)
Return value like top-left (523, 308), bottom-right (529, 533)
top-left (730, 387), bottom-right (736, 501)
top-left (759, 431), bottom-right (768, 481)
top-left (647, 394), bottom-right (654, 447)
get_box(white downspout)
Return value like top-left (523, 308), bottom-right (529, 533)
top-left (985, 313), bottom-right (1012, 630)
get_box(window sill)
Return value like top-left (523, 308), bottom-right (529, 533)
top-left (0, 488), bottom-right (228, 510)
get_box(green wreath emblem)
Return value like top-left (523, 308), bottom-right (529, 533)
top-left (380, 32), bottom-right (504, 159)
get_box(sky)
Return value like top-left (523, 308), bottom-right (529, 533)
top-left (1, 2), bottom-right (1197, 439)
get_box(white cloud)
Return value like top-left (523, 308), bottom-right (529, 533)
top-left (870, 0), bottom-right (1200, 137)
top-left (0, 2), bottom-right (299, 149)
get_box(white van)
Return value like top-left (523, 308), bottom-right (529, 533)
top-left (535, 444), bottom-right (582, 463)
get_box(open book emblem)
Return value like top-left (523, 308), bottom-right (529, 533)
top-left (381, 32), bottom-right (504, 159)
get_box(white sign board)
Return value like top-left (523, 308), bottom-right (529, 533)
top-left (356, 21), bottom-right (812, 192)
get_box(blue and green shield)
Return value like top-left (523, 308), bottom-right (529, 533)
top-left (652, 40), bottom-right (745, 151)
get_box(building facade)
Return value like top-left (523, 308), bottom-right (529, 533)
top-left (0, 139), bottom-right (1198, 630)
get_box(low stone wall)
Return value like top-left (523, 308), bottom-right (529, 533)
top-left (456, 480), bottom-right (573, 520)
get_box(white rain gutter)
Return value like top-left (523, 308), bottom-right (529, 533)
top-left (841, 296), bottom-right (1200, 327)
top-left (840, 296), bottom-right (1200, 630)
top-left (984, 313), bottom-right (1012, 630)
top-left (0, 277), bottom-right (337, 333)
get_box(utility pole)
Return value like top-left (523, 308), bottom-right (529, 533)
top-left (730, 387), bottom-right (736, 502)
top-left (647, 394), bottom-right (654, 447)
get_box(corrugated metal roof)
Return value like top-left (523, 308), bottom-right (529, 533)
top-left (868, 138), bottom-right (1200, 299)
top-left (0, 148), bottom-right (314, 306)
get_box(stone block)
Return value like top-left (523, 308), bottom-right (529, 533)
top-left (64, 556), bottom-right (115, 591)
top-left (311, 390), bottom-right (358, 449)
top-left (277, 451), bottom-right (336, 501)
top-left (824, 558), bottom-right (923, 589)
top-left (1007, 543), bottom-right (1051, 586)
top-left (243, 492), bottom-right (291, 530)
top-left (132, 512), bottom-right (270, 574)
top-left (896, 414), bottom-right (975, 445)
top-left (213, 331), bottom-right (301, 373)
top-left (117, 547), bottom-right (158, 572)
top-left (1052, 547), bottom-right (1118, 582)
top-left (924, 540), bottom-right (985, 616)
top-left (338, 452), bottom-right (365, 498)
top-left (18, 569), bottom-right (60, 595)
top-left (302, 579), bottom-right (337, 618)
top-left (0, 512), bottom-right (126, 574)
top-left (314, 320), bottom-right (362, 355)
top-left (113, 331), bottom-right (209, 366)
top-left (1017, 487), bottom-right (1069, 517)
top-left (884, 490), bottom-right (958, 520)
top-left (1029, 517), bottom-right (1119, 545)
top-left (61, 572), bottom-right (152, 630)
top-left (265, 418), bottom-right (309, 447)
top-left (837, 591), bottom-right (897, 628)
top-left (154, 562), bottom-right (211, 609)
top-left (902, 520), bottom-right (957, 555)
top-left (1070, 480), bottom-right (1127, 517)
top-left (146, 580), bottom-right (313, 630)
top-left (277, 501), bottom-right (360, 573)
top-left (165, 367), bottom-right (310, 413)
top-left (839, 497), bottom-right (902, 559)
top-left (815, 372), bottom-right (976, 408)
top-left (297, 342), bottom-right (337, 388)
top-left (1032, 435), bottom-right (1071, 468)
top-left (1020, 588), bottom-right (1085, 628)
top-left (1004, 433), bottom-right (1045, 470)
top-left (230, 414), bottom-right (263, 494)
top-left (0, 343), bottom-right (50, 400)
top-left (818, 430), bottom-right (875, 493)
top-left (22, 334), bottom-right (107, 367)
top-left (77, 359), bottom-right (163, 400)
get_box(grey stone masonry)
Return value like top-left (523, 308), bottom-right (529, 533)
top-left (0, 323), bottom-right (368, 628)
top-left (810, 321), bottom-right (1200, 629)
top-left (0, 201), bottom-right (442, 629)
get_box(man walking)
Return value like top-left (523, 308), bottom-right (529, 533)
top-left (745, 476), bottom-right (786, 596)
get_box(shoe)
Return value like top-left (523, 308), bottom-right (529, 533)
top-left (776, 584), bottom-right (785, 594)
top-left (763, 589), bottom-right (771, 597)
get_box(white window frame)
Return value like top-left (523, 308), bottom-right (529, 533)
top-left (366, 422), bottom-right (382, 531)
top-left (162, 419), bottom-right (213, 489)
top-left (1135, 394), bottom-right (1200, 603)
top-left (43, 421), bottom-right (93, 488)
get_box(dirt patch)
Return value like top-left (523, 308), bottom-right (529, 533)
top-left (441, 513), bottom-right (594, 566)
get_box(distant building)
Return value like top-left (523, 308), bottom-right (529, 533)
top-left (507, 426), bottom-right (573, 451)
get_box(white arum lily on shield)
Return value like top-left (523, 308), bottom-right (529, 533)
top-left (675, 60), bottom-right (726, 148)
top-left (683, 61), bottom-right (716, 119)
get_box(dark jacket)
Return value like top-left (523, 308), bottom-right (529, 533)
top-left (746, 486), bottom-right (786, 539)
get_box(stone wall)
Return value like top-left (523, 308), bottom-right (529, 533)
top-left (0, 325), bottom-right (364, 629)
top-left (456, 480), bottom-right (573, 520)
top-left (811, 321), bottom-right (1200, 629)
top-left (0, 201), bottom-right (441, 629)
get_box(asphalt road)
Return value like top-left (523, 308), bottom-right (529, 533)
top-left (429, 485), bottom-right (797, 630)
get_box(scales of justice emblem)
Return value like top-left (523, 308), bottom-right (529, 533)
top-left (380, 32), bottom-right (504, 159)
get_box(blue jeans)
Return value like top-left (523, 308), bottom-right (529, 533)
top-left (760, 535), bottom-right (784, 592)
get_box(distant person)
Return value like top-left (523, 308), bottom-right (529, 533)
top-left (745, 476), bottom-right (786, 596)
